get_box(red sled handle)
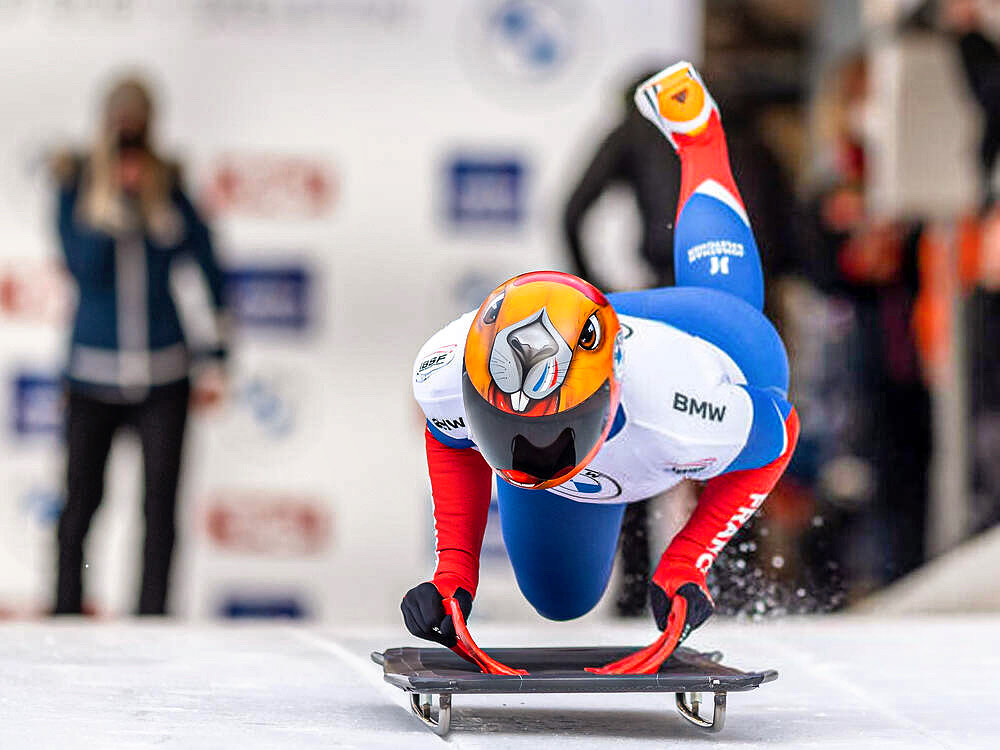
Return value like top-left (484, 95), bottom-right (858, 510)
top-left (585, 596), bottom-right (689, 675)
top-left (443, 596), bottom-right (528, 676)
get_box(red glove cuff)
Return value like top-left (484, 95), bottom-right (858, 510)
top-left (431, 569), bottom-right (476, 599)
top-left (652, 560), bottom-right (711, 602)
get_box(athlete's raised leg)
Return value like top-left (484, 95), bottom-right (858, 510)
top-left (635, 62), bottom-right (764, 310)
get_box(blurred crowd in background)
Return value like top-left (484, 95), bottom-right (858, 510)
top-left (570, 0), bottom-right (1000, 618)
top-left (1, 0), bottom-right (998, 622)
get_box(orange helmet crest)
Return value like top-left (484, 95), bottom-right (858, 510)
top-left (462, 271), bottom-right (623, 489)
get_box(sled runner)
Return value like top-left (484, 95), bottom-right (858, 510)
top-left (371, 644), bottom-right (777, 736)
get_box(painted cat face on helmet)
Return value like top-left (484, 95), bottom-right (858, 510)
top-left (463, 271), bottom-right (623, 489)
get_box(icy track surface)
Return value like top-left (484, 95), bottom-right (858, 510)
top-left (1, 616), bottom-right (997, 749)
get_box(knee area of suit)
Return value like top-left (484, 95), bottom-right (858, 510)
top-left (529, 591), bottom-right (603, 621)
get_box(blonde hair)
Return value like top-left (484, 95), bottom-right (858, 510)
top-left (78, 76), bottom-right (181, 243)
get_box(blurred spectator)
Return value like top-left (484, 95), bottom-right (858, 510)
top-left (562, 70), bottom-right (802, 296)
top-left (945, 0), bottom-right (1000, 531)
top-left (563, 69), bottom-right (681, 290)
top-left (707, 98), bottom-right (808, 339)
top-left (805, 52), bottom-right (933, 585)
top-left (51, 77), bottom-right (228, 616)
top-left (948, 0), bottom-right (1000, 202)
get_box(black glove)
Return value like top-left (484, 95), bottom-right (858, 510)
top-left (649, 562), bottom-right (715, 644)
top-left (400, 582), bottom-right (473, 648)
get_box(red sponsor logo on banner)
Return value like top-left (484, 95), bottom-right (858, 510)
top-left (0, 260), bottom-right (71, 325)
top-left (204, 153), bottom-right (337, 218)
top-left (204, 491), bottom-right (332, 556)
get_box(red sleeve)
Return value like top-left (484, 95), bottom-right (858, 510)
top-left (654, 408), bottom-right (800, 580)
top-left (424, 427), bottom-right (494, 598)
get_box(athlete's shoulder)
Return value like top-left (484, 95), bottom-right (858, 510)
top-left (610, 286), bottom-right (787, 393)
top-left (616, 313), bottom-right (753, 479)
top-left (413, 311), bottom-right (475, 439)
top-left (618, 314), bottom-right (744, 391)
top-left (413, 312), bottom-right (473, 395)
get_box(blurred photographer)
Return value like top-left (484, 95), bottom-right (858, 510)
top-left (943, 0), bottom-right (1000, 531)
top-left (52, 77), bottom-right (228, 615)
top-left (805, 52), bottom-right (932, 584)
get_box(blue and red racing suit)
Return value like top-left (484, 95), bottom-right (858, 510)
top-left (413, 109), bottom-right (799, 622)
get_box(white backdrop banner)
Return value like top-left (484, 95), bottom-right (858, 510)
top-left (0, 0), bottom-right (700, 623)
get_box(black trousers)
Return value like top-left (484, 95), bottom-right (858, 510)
top-left (55, 379), bottom-right (190, 615)
top-left (873, 381), bottom-right (931, 583)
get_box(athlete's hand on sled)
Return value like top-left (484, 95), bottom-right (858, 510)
top-left (400, 581), bottom-right (472, 648)
top-left (441, 595), bottom-right (528, 675)
top-left (401, 581), bottom-right (527, 675)
top-left (588, 562), bottom-right (714, 675)
top-left (650, 562), bottom-right (715, 638)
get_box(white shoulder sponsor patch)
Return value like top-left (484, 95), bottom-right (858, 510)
top-left (415, 344), bottom-right (457, 383)
top-left (413, 311), bottom-right (476, 443)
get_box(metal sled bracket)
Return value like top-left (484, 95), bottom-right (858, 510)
top-left (409, 693), bottom-right (451, 736)
top-left (675, 691), bottom-right (726, 732)
top-left (373, 646), bottom-right (776, 737)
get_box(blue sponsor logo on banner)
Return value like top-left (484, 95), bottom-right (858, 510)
top-left (236, 375), bottom-right (295, 439)
top-left (219, 594), bottom-right (307, 619)
top-left (225, 266), bottom-right (310, 330)
top-left (486, 0), bottom-right (574, 76)
top-left (11, 373), bottom-right (62, 436)
top-left (21, 486), bottom-right (63, 526)
top-left (447, 157), bottom-right (526, 226)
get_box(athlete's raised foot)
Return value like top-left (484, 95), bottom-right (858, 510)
top-left (634, 60), bottom-right (719, 148)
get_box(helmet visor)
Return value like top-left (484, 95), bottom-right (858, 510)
top-left (461, 373), bottom-right (612, 483)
